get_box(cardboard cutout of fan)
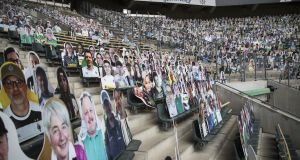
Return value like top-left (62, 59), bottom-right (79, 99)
top-left (100, 90), bottom-right (126, 160)
top-left (38, 98), bottom-right (87, 160)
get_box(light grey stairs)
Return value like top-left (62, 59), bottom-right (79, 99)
top-left (257, 133), bottom-right (278, 160)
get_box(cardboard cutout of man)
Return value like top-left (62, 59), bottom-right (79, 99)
top-left (78, 92), bottom-right (108, 160)
top-left (0, 62), bottom-right (43, 159)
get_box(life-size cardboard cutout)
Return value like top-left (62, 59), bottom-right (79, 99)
top-left (33, 65), bottom-right (54, 107)
top-left (40, 98), bottom-right (87, 160)
top-left (56, 67), bottom-right (79, 120)
top-left (1, 62), bottom-right (43, 159)
top-left (100, 90), bottom-right (126, 160)
top-left (78, 91), bottom-right (108, 160)
top-left (101, 60), bottom-right (116, 90)
top-left (81, 51), bottom-right (100, 78)
top-left (0, 112), bottom-right (31, 160)
top-left (24, 51), bottom-right (40, 92)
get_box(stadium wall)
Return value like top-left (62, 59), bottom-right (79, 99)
top-left (73, 0), bottom-right (300, 19)
top-left (216, 83), bottom-right (300, 149)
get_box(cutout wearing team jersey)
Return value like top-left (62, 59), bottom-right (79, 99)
top-left (1, 62), bottom-right (43, 159)
top-left (0, 112), bottom-right (31, 160)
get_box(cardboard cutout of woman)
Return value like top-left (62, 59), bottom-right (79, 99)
top-left (33, 65), bottom-right (54, 107)
top-left (41, 98), bottom-right (87, 160)
top-left (78, 92), bottom-right (108, 160)
top-left (100, 90), bottom-right (126, 160)
top-left (56, 67), bottom-right (79, 120)
top-left (34, 25), bottom-right (45, 44)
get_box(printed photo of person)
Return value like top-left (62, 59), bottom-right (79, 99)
top-left (114, 60), bottom-right (128, 88)
top-left (198, 101), bottom-right (208, 138)
top-left (152, 72), bottom-right (164, 99)
top-left (95, 52), bottom-right (103, 78)
top-left (112, 91), bottom-right (125, 118)
top-left (56, 67), bottom-right (79, 120)
top-left (101, 59), bottom-right (116, 90)
top-left (63, 42), bottom-right (77, 68)
top-left (78, 92), bottom-right (108, 160)
top-left (82, 51), bottom-right (100, 78)
top-left (114, 90), bottom-right (132, 145)
top-left (34, 65), bottom-right (54, 107)
top-left (133, 62), bottom-right (143, 85)
top-left (24, 51), bottom-right (40, 91)
top-left (42, 98), bottom-right (87, 160)
top-left (0, 112), bottom-right (31, 160)
top-left (165, 85), bottom-right (178, 118)
top-left (0, 62), bottom-right (43, 159)
top-left (100, 90), bottom-right (126, 160)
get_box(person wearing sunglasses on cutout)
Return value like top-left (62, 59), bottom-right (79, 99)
top-left (0, 62), bottom-right (43, 159)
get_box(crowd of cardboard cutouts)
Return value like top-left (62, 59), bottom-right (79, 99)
top-left (1, 1), bottom-right (300, 160)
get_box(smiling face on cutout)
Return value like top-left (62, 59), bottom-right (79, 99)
top-left (49, 114), bottom-right (69, 160)
top-left (81, 96), bottom-right (96, 135)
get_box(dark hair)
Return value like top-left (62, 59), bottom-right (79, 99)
top-left (103, 99), bottom-right (111, 110)
top-left (36, 66), bottom-right (49, 90)
top-left (84, 50), bottom-right (92, 59)
top-left (56, 67), bottom-right (69, 93)
top-left (165, 156), bottom-right (172, 160)
top-left (0, 117), bottom-right (8, 137)
top-left (4, 47), bottom-right (18, 61)
top-left (116, 60), bottom-right (122, 67)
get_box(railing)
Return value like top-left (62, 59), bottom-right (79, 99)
top-left (277, 124), bottom-right (292, 160)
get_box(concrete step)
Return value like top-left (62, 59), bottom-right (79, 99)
top-left (257, 133), bottom-right (278, 159)
top-left (135, 115), bottom-right (195, 160)
top-left (127, 111), bottom-right (157, 136)
top-left (180, 115), bottom-right (237, 160)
